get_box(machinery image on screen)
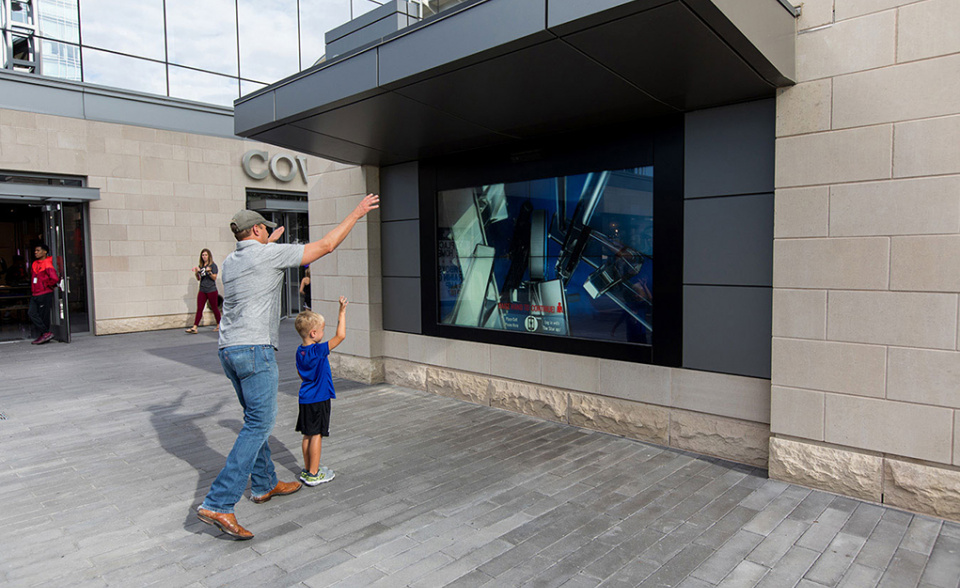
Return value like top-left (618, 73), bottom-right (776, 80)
top-left (438, 166), bottom-right (653, 345)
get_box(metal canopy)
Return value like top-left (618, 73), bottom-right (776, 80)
top-left (235, 0), bottom-right (797, 166)
top-left (0, 183), bottom-right (100, 202)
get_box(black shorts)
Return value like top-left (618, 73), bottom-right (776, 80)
top-left (296, 400), bottom-right (331, 436)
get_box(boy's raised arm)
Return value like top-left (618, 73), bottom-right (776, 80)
top-left (328, 296), bottom-right (348, 351)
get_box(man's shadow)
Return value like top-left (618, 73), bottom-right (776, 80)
top-left (146, 392), bottom-right (301, 539)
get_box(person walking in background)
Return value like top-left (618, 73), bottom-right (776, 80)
top-left (293, 297), bottom-right (347, 487)
top-left (186, 248), bottom-right (220, 334)
top-left (196, 193), bottom-right (379, 540)
top-left (298, 267), bottom-right (311, 310)
top-left (28, 243), bottom-right (58, 345)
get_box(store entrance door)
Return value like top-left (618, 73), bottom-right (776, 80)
top-left (0, 200), bottom-right (90, 343)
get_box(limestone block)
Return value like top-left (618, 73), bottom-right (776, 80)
top-left (426, 367), bottom-right (491, 405)
top-left (827, 290), bottom-right (957, 350)
top-left (830, 177), bottom-right (960, 237)
top-left (835, 0), bottom-right (914, 20)
top-left (956, 412), bottom-right (960, 467)
top-left (95, 313), bottom-right (208, 335)
top-left (796, 11), bottom-right (895, 81)
top-left (541, 351), bottom-right (599, 394)
top-left (797, 0), bottom-right (833, 30)
top-left (891, 236), bottom-right (960, 292)
top-left (669, 411), bottom-right (769, 468)
top-left (406, 335), bottom-right (447, 366)
top-left (886, 347), bottom-right (960, 409)
top-left (490, 379), bottom-right (567, 422)
top-left (898, 0), bottom-right (960, 62)
top-left (671, 369), bottom-right (771, 424)
top-left (833, 53), bottom-right (960, 129)
top-left (384, 358), bottom-right (427, 390)
top-left (770, 386), bottom-right (825, 440)
top-left (825, 394), bottom-right (954, 464)
top-left (490, 346), bottom-right (542, 383)
top-left (884, 460), bottom-right (960, 522)
top-left (775, 126), bottom-right (892, 188)
top-left (895, 115), bottom-right (960, 178)
top-left (446, 340), bottom-right (491, 375)
top-left (771, 338), bottom-right (885, 397)
top-left (773, 289), bottom-right (827, 340)
top-left (382, 331), bottom-right (409, 360)
top-left (598, 359), bottom-right (671, 406)
top-left (773, 237), bottom-right (889, 290)
top-left (568, 393), bottom-right (668, 444)
top-left (334, 355), bottom-right (385, 385)
top-left (774, 186), bottom-right (829, 238)
top-left (768, 437), bottom-right (882, 502)
top-left (776, 80), bottom-right (831, 137)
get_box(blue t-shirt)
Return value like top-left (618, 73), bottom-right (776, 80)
top-left (296, 342), bottom-right (336, 404)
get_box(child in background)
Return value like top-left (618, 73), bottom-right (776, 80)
top-left (293, 296), bottom-right (347, 486)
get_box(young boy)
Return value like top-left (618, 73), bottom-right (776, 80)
top-left (294, 296), bottom-right (347, 486)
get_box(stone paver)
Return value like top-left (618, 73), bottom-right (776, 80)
top-left (1, 328), bottom-right (959, 587)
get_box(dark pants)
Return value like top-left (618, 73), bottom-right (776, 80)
top-left (28, 292), bottom-right (53, 336)
top-left (194, 290), bottom-right (221, 326)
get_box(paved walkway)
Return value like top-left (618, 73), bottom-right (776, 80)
top-left (1, 328), bottom-right (959, 588)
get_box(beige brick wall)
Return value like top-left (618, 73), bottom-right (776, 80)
top-left (0, 108), bottom-right (328, 333)
top-left (773, 0), bottom-right (960, 470)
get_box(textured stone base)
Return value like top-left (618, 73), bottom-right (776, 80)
top-left (769, 437), bottom-right (882, 503)
top-left (385, 362), bottom-right (768, 467)
top-left (569, 393), bottom-right (669, 444)
top-left (884, 459), bottom-right (960, 521)
top-left (96, 313), bottom-right (216, 335)
top-left (332, 354), bottom-right (384, 384)
top-left (671, 411), bottom-right (769, 468)
top-left (770, 436), bottom-right (960, 522)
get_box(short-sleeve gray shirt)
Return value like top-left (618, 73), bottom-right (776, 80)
top-left (217, 240), bottom-right (305, 350)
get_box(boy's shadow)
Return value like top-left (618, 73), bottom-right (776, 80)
top-left (145, 392), bottom-right (300, 540)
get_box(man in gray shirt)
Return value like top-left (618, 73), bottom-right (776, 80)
top-left (197, 194), bottom-right (379, 540)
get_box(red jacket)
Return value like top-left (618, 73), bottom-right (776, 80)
top-left (31, 257), bottom-right (59, 296)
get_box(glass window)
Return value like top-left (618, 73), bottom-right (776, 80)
top-left (351, 0), bottom-right (381, 19)
top-left (37, 0), bottom-right (79, 43)
top-left (81, 47), bottom-right (167, 95)
top-left (165, 0), bottom-right (238, 76)
top-left (437, 167), bottom-right (654, 345)
top-left (241, 79), bottom-right (266, 96)
top-left (79, 0), bottom-right (165, 60)
top-left (298, 0), bottom-right (350, 69)
top-left (237, 0), bottom-right (299, 84)
top-left (40, 38), bottom-right (80, 80)
top-left (168, 65), bottom-right (238, 106)
top-left (9, 0), bottom-right (35, 26)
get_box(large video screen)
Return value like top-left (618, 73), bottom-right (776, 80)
top-left (438, 167), bottom-right (654, 345)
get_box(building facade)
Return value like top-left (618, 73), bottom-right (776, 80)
top-left (3, 0), bottom-right (960, 523)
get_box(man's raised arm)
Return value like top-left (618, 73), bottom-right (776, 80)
top-left (301, 193), bottom-right (380, 265)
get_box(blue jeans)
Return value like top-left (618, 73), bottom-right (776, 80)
top-left (200, 345), bottom-right (280, 513)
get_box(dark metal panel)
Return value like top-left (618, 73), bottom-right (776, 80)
top-left (683, 285), bottom-right (772, 378)
top-left (393, 39), bottom-right (676, 139)
top-left (273, 49), bottom-right (381, 123)
top-left (326, 0), bottom-right (410, 43)
top-left (289, 92), bottom-right (511, 164)
top-left (326, 13), bottom-right (409, 59)
top-left (684, 99), bottom-right (775, 199)
top-left (251, 125), bottom-right (387, 166)
top-left (383, 276), bottom-right (422, 333)
top-left (546, 0), bottom-right (671, 32)
top-left (683, 193), bottom-right (774, 287)
top-left (562, 2), bottom-right (775, 112)
top-left (381, 220), bottom-right (420, 277)
top-left (234, 91), bottom-right (275, 136)
top-left (378, 0), bottom-right (550, 87)
top-left (381, 162), bottom-right (420, 221)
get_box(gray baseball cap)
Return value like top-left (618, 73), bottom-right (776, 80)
top-left (230, 210), bottom-right (277, 232)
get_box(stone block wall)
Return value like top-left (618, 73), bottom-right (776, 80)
top-left (0, 108), bottom-right (328, 334)
top-left (771, 0), bottom-right (960, 521)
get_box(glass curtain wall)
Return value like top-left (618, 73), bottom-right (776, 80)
top-left (1, 0), bottom-right (420, 107)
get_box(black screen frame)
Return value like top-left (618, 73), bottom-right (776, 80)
top-left (418, 116), bottom-right (683, 367)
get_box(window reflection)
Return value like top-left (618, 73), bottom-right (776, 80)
top-left (165, 0), bottom-right (238, 76)
top-left (81, 47), bottom-right (166, 95)
top-left (41, 39), bottom-right (80, 80)
top-left (238, 0), bottom-right (299, 84)
top-left (79, 0), bottom-right (165, 60)
top-left (168, 65), bottom-right (239, 106)
top-left (38, 0), bottom-right (79, 43)
top-left (298, 0), bottom-right (351, 69)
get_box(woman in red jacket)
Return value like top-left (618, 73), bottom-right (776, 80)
top-left (28, 243), bottom-right (59, 345)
